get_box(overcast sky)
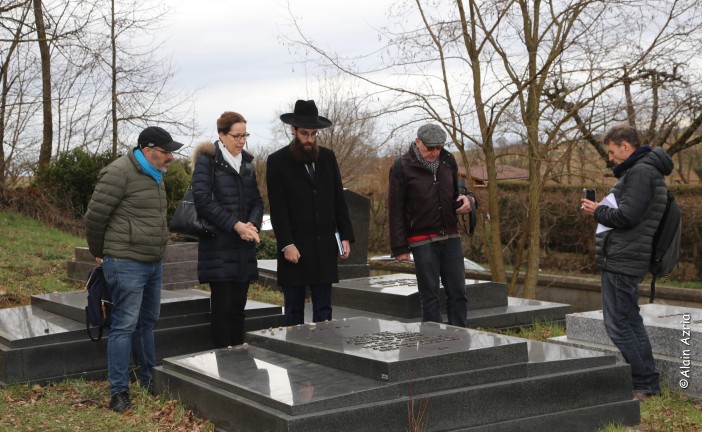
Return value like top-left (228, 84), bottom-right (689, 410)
top-left (163, 0), bottom-right (395, 153)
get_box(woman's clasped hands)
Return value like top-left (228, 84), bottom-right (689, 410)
top-left (234, 221), bottom-right (260, 243)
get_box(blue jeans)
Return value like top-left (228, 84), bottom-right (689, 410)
top-left (282, 284), bottom-right (332, 325)
top-left (411, 237), bottom-right (467, 327)
top-left (103, 257), bottom-right (162, 396)
top-left (600, 271), bottom-right (660, 393)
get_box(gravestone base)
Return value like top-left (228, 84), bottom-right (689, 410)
top-left (257, 265), bottom-right (570, 329)
top-left (66, 243), bottom-right (200, 290)
top-left (549, 304), bottom-right (701, 398)
top-left (257, 260), bottom-right (371, 283)
top-left (0, 289), bottom-right (284, 385)
top-left (337, 263), bottom-right (370, 280)
top-left (154, 317), bottom-right (640, 432)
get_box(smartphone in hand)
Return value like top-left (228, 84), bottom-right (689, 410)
top-left (583, 188), bottom-right (596, 201)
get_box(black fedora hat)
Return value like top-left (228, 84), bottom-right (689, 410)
top-left (280, 100), bottom-right (332, 129)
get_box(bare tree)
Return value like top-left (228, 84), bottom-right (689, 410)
top-left (285, 0), bottom-right (702, 298)
top-left (315, 79), bottom-right (385, 188)
top-left (550, 62), bottom-right (702, 178)
top-left (266, 74), bottom-right (387, 188)
top-left (1, 0), bottom-right (199, 183)
top-left (32, 0), bottom-right (52, 170)
top-left (1, 0), bottom-right (38, 185)
top-left (99, 0), bottom-right (198, 158)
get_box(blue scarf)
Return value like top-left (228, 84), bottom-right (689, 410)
top-left (134, 149), bottom-right (163, 184)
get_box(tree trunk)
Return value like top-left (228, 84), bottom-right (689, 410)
top-left (522, 154), bottom-right (543, 300)
top-left (483, 144), bottom-right (507, 282)
top-left (33, 0), bottom-right (53, 171)
top-left (110, 0), bottom-right (118, 159)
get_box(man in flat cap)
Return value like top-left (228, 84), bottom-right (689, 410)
top-left (85, 126), bottom-right (183, 413)
top-left (388, 123), bottom-right (477, 327)
top-left (266, 100), bottom-right (354, 325)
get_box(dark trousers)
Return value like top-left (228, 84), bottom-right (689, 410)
top-left (600, 271), bottom-right (660, 393)
top-left (282, 284), bottom-right (332, 326)
top-left (209, 281), bottom-right (249, 347)
top-left (411, 237), bottom-right (468, 327)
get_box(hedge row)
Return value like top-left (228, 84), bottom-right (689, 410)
top-left (365, 181), bottom-right (701, 281)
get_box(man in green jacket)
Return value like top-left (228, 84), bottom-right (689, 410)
top-left (85, 126), bottom-right (183, 413)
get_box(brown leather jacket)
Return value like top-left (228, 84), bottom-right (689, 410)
top-left (388, 146), bottom-right (467, 257)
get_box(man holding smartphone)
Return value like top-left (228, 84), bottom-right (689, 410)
top-left (581, 189), bottom-right (595, 209)
top-left (580, 124), bottom-right (672, 401)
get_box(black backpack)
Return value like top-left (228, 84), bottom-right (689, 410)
top-left (648, 191), bottom-right (682, 303)
top-left (85, 265), bottom-right (112, 341)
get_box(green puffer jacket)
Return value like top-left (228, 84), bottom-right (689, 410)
top-left (84, 151), bottom-right (168, 262)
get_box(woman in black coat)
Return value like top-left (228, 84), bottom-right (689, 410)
top-left (191, 111), bottom-right (263, 347)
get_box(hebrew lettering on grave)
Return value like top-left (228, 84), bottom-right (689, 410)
top-left (345, 331), bottom-right (460, 352)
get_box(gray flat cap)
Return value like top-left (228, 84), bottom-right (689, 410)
top-left (417, 123), bottom-right (446, 147)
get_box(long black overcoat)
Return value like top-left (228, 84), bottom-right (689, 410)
top-left (266, 144), bottom-right (354, 286)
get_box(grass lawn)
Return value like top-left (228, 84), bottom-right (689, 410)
top-left (0, 211), bottom-right (86, 307)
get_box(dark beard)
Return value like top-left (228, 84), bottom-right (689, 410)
top-left (289, 137), bottom-right (319, 164)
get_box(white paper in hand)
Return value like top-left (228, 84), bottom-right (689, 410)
top-left (596, 193), bottom-right (618, 234)
top-left (335, 232), bottom-right (344, 255)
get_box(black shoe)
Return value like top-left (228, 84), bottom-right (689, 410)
top-left (632, 390), bottom-right (659, 401)
top-left (109, 391), bottom-right (132, 413)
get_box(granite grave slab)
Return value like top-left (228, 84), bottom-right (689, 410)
top-left (29, 289), bottom-right (211, 329)
top-left (338, 189), bottom-right (371, 279)
top-left (247, 319), bottom-right (527, 381)
top-left (550, 304), bottom-right (701, 398)
top-left (0, 289), bottom-right (284, 384)
top-left (256, 267), bottom-right (570, 329)
top-left (66, 243), bottom-right (200, 290)
top-left (154, 317), bottom-right (640, 432)
top-left (331, 274), bottom-right (507, 318)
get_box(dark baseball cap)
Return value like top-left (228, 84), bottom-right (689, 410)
top-left (417, 123), bottom-right (447, 147)
top-left (137, 126), bottom-right (184, 152)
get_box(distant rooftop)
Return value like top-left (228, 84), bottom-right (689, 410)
top-left (458, 164), bottom-right (529, 185)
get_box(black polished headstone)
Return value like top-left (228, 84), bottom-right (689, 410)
top-left (0, 288), bottom-right (285, 384)
top-left (154, 317), bottom-right (640, 432)
top-left (66, 243), bottom-right (200, 290)
top-left (0, 305), bottom-right (85, 348)
top-left (248, 318), bottom-right (526, 382)
top-left (552, 304), bottom-right (702, 398)
top-left (338, 189), bottom-right (370, 279)
top-left (333, 274), bottom-right (507, 319)
top-left (30, 289), bottom-right (211, 325)
top-left (340, 189), bottom-right (370, 266)
top-left (161, 345), bottom-right (398, 416)
top-left (257, 264), bottom-right (570, 329)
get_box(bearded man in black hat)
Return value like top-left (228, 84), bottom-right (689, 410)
top-left (266, 100), bottom-right (355, 325)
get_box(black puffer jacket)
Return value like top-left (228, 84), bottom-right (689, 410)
top-left (594, 146), bottom-right (674, 278)
top-left (191, 141), bottom-right (263, 283)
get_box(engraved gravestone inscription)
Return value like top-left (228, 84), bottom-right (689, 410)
top-left (345, 331), bottom-right (460, 351)
top-left (371, 278), bottom-right (418, 288)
